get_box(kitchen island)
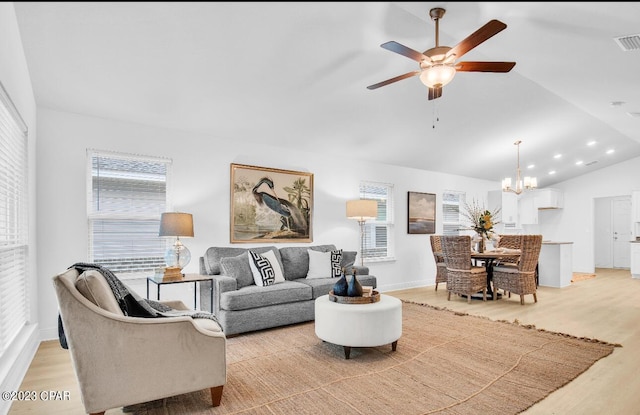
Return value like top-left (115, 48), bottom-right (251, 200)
top-left (538, 241), bottom-right (573, 288)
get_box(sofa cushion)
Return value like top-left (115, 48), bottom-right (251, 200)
top-left (279, 244), bottom-right (337, 280)
top-left (203, 245), bottom-right (283, 275)
top-left (341, 251), bottom-right (357, 271)
top-left (220, 281), bottom-right (312, 311)
top-left (220, 254), bottom-right (254, 288)
top-left (248, 251), bottom-right (276, 286)
top-left (75, 270), bottom-right (124, 315)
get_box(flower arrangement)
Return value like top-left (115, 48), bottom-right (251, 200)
top-left (461, 199), bottom-right (501, 241)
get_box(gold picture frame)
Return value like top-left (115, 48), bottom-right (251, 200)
top-left (230, 163), bottom-right (313, 243)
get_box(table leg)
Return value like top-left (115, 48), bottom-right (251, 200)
top-left (194, 281), bottom-right (197, 310)
top-left (157, 285), bottom-right (160, 301)
top-left (146, 279), bottom-right (149, 299)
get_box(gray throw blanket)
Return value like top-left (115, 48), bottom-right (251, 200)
top-left (58, 263), bottom-right (221, 349)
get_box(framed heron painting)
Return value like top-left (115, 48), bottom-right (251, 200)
top-left (230, 163), bottom-right (313, 243)
top-left (408, 191), bottom-right (436, 234)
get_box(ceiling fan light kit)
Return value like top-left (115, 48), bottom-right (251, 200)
top-left (367, 8), bottom-right (515, 100)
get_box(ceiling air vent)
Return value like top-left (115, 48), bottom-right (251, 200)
top-left (585, 161), bottom-right (598, 167)
top-left (614, 34), bottom-right (640, 51)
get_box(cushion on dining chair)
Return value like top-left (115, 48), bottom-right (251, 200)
top-left (493, 265), bottom-right (519, 274)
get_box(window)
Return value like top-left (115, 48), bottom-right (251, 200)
top-left (0, 82), bottom-right (29, 357)
top-left (87, 150), bottom-right (171, 278)
top-left (442, 190), bottom-right (465, 235)
top-left (359, 181), bottom-right (394, 261)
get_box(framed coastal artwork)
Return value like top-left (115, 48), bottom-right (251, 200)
top-left (407, 191), bottom-right (436, 234)
top-left (230, 163), bottom-right (313, 243)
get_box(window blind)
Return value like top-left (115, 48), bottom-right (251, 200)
top-left (88, 151), bottom-right (170, 276)
top-left (0, 82), bottom-right (29, 358)
top-left (359, 182), bottom-right (394, 260)
top-left (442, 190), bottom-right (464, 235)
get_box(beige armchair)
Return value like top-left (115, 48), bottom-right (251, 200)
top-left (53, 268), bottom-right (226, 415)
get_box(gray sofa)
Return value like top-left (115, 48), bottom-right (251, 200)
top-left (199, 244), bottom-right (377, 335)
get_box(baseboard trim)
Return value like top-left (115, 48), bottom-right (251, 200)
top-left (0, 323), bottom-right (39, 415)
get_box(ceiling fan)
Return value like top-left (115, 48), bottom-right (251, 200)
top-left (367, 8), bottom-right (516, 100)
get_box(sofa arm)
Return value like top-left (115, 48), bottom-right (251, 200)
top-left (202, 274), bottom-right (237, 315)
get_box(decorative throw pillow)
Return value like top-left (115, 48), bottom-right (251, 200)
top-left (307, 249), bottom-right (343, 278)
top-left (248, 251), bottom-right (276, 286)
top-left (260, 249), bottom-right (285, 283)
top-left (330, 249), bottom-right (343, 277)
top-left (220, 254), bottom-right (254, 288)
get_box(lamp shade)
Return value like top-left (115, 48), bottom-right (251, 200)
top-left (159, 212), bottom-right (194, 237)
top-left (346, 200), bottom-right (378, 221)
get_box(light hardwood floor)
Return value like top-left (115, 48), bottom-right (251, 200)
top-left (9, 268), bottom-right (640, 415)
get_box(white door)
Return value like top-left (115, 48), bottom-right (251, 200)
top-left (612, 197), bottom-right (631, 268)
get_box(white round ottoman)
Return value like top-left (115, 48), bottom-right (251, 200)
top-left (314, 293), bottom-right (402, 359)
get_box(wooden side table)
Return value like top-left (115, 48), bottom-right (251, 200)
top-left (146, 273), bottom-right (214, 312)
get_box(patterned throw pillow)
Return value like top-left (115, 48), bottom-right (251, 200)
top-left (307, 249), bottom-right (343, 278)
top-left (330, 249), bottom-right (343, 277)
top-left (248, 251), bottom-right (276, 287)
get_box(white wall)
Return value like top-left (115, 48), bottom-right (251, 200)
top-left (539, 156), bottom-right (640, 272)
top-left (0, 3), bottom-right (38, 413)
top-left (36, 107), bottom-right (498, 340)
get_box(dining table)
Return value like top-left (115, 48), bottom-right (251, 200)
top-left (435, 249), bottom-right (522, 300)
top-left (469, 250), bottom-right (521, 299)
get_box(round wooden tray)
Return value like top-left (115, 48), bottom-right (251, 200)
top-left (328, 290), bottom-right (380, 304)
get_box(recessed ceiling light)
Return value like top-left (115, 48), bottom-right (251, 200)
top-left (575, 161), bottom-right (583, 165)
top-left (587, 140), bottom-right (597, 146)
top-left (606, 149), bottom-right (615, 154)
top-left (527, 164), bottom-right (535, 169)
top-left (548, 170), bottom-right (556, 175)
top-left (553, 154), bottom-right (562, 159)
top-left (627, 112), bottom-right (640, 118)
top-left (610, 101), bottom-right (626, 107)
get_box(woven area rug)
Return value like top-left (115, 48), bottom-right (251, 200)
top-left (128, 301), bottom-right (619, 415)
top-left (571, 272), bottom-right (597, 282)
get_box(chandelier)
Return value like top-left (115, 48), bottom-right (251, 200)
top-left (502, 140), bottom-right (537, 195)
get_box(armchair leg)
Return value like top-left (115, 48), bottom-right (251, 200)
top-left (90, 412), bottom-right (105, 415)
top-left (210, 385), bottom-right (224, 407)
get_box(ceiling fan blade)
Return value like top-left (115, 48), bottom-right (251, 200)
top-left (381, 41), bottom-right (427, 62)
top-left (428, 86), bottom-right (443, 101)
top-left (367, 71), bottom-right (420, 90)
top-left (447, 20), bottom-right (507, 60)
top-left (456, 61), bottom-right (516, 72)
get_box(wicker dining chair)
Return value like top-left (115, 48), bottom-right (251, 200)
top-left (430, 235), bottom-right (448, 291)
top-left (495, 234), bottom-right (522, 266)
top-left (441, 235), bottom-right (487, 303)
top-left (492, 234), bottom-right (543, 304)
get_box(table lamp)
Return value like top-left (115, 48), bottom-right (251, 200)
top-left (159, 212), bottom-right (194, 277)
top-left (346, 199), bottom-right (378, 266)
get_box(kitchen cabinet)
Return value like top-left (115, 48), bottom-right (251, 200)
top-left (632, 243), bottom-right (640, 278)
top-left (518, 194), bottom-right (538, 225)
top-left (535, 188), bottom-right (563, 209)
top-left (488, 190), bottom-right (518, 225)
top-left (632, 191), bottom-right (640, 222)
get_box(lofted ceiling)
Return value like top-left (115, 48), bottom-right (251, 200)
top-left (13, 2), bottom-right (640, 188)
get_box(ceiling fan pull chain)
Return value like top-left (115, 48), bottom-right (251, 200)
top-left (432, 103), bottom-right (440, 129)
